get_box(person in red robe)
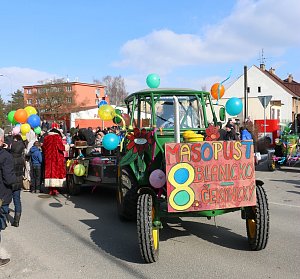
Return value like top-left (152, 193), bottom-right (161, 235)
top-left (42, 129), bottom-right (66, 195)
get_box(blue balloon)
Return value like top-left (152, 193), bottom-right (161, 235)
top-left (225, 97), bottom-right (243, 116)
top-left (102, 133), bottom-right (119, 150)
top-left (27, 114), bottom-right (41, 128)
top-left (146, 73), bottom-right (160, 88)
top-left (98, 100), bottom-right (108, 108)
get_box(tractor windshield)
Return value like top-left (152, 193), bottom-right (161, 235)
top-left (155, 96), bottom-right (205, 129)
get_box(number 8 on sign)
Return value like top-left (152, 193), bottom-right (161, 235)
top-left (168, 163), bottom-right (195, 211)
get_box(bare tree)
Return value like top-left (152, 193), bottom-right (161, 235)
top-left (101, 75), bottom-right (127, 106)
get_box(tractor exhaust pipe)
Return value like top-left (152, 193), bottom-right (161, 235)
top-left (173, 96), bottom-right (180, 143)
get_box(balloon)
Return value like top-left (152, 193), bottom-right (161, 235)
top-left (27, 114), bottom-right (41, 128)
top-left (98, 100), bottom-right (108, 108)
top-left (21, 123), bottom-right (31, 134)
top-left (149, 169), bottom-right (166, 189)
top-left (98, 105), bottom-right (115, 121)
top-left (34, 126), bottom-right (41, 135)
top-left (211, 83), bottom-right (225, 100)
top-left (74, 164), bottom-right (86, 176)
top-left (24, 106), bottom-right (37, 116)
top-left (102, 133), bottom-right (119, 150)
top-left (14, 109), bottom-right (28, 123)
top-left (113, 115), bottom-right (122, 124)
top-left (21, 134), bottom-right (27, 141)
top-left (12, 126), bottom-right (20, 135)
top-left (146, 73), bottom-right (160, 88)
top-left (15, 123), bottom-right (21, 127)
top-left (7, 110), bottom-right (16, 123)
top-left (225, 97), bottom-right (243, 116)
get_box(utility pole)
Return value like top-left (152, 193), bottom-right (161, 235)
top-left (244, 66), bottom-right (248, 122)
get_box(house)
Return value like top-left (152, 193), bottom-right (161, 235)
top-left (220, 64), bottom-right (300, 125)
top-left (23, 80), bottom-right (108, 130)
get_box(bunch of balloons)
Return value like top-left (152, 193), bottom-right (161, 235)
top-left (7, 106), bottom-right (42, 139)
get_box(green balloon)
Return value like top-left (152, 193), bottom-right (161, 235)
top-left (34, 126), bottom-right (41, 135)
top-left (146, 73), bottom-right (160, 88)
top-left (7, 110), bottom-right (16, 123)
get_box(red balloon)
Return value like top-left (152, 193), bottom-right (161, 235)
top-left (14, 109), bottom-right (28, 123)
top-left (211, 83), bottom-right (225, 100)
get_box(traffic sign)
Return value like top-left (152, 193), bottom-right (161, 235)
top-left (258, 95), bottom-right (272, 108)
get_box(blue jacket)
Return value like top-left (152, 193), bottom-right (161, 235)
top-left (30, 146), bottom-right (42, 166)
top-left (241, 129), bottom-right (253, 140)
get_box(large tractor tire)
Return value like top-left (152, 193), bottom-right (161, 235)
top-left (137, 193), bottom-right (159, 263)
top-left (117, 167), bottom-right (139, 221)
top-left (67, 175), bottom-right (81, 196)
top-left (246, 184), bottom-right (270, 250)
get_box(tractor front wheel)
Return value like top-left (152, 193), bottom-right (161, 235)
top-left (137, 193), bottom-right (159, 263)
top-left (246, 184), bottom-right (270, 250)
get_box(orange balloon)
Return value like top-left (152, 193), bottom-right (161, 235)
top-left (14, 109), bottom-right (28, 123)
top-left (211, 83), bottom-right (225, 100)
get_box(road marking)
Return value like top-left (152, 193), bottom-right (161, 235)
top-left (269, 202), bottom-right (300, 208)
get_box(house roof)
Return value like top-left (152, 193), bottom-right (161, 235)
top-left (256, 65), bottom-right (300, 98)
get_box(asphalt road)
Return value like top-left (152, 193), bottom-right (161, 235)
top-left (1, 163), bottom-right (299, 279)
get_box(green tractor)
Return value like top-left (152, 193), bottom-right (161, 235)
top-left (117, 88), bottom-right (269, 263)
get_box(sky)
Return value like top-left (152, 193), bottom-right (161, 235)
top-left (0, 0), bottom-right (300, 101)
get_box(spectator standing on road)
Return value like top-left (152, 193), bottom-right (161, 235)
top-left (43, 128), bottom-right (66, 196)
top-left (224, 123), bottom-right (239, 141)
top-left (41, 119), bottom-right (50, 132)
top-left (23, 130), bottom-right (37, 192)
top-left (9, 134), bottom-right (25, 227)
top-left (0, 128), bottom-right (17, 266)
top-left (29, 141), bottom-right (43, 193)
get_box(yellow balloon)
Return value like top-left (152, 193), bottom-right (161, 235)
top-left (24, 106), bottom-right (37, 116)
top-left (98, 105), bottom-right (115, 121)
top-left (21, 134), bottom-right (27, 141)
top-left (74, 164), bottom-right (85, 176)
top-left (21, 123), bottom-right (31, 135)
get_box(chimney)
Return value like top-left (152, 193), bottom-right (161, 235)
top-left (260, 63), bottom-right (265, 71)
top-left (269, 67), bottom-right (275, 75)
top-left (288, 74), bottom-right (293, 83)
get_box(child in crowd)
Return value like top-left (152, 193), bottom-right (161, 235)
top-left (29, 141), bottom-right (43, 193)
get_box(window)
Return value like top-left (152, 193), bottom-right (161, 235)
top-left (271, 108), bottom-right (275, 119)
top-left (66, 86), bottom-right (72, 92)
top-left (66, 97), bottom-right (72, 103)
top-left (258, 86), bottom-right (261, 93)
top-left (247, 87), bottom-right (250, 93)
top-left (27, 89), bottom-right (32, 94)
top-left (27, 99), bottom-right (32, 104)
top-left (155, 96), bottom-right (203, 129)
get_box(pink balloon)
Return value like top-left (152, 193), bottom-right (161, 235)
top-left (149, 169), bottom-right (166, 189)
top-left (12, 126), bottom-right (20, 135)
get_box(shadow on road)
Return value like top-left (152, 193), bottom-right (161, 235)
top-left (67, 188), bottom-right (143, 264)
top-left (160, 217), bottom-right (249, 251)
top-left (65, 187), bottom-right (250, 265)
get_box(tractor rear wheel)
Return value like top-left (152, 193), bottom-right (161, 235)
top-left (117, 167), bottom-right (139, 221)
